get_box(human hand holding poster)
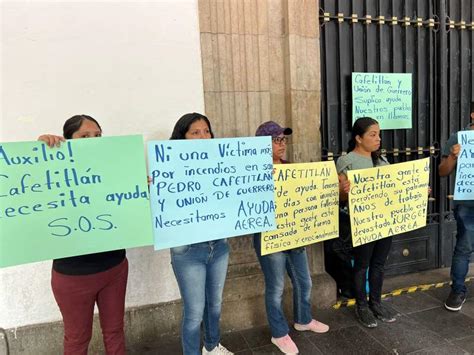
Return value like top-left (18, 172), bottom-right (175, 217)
top-left (347, 158), bottom-right (430, 247)
top-left (148, 137), bottom-right (276, 249)
top-left (454, 131), bottom-right (474, 200)
top-left (261, 162), bottom-right (339, 255)
top-left (0, 135), bottom-right (153, 268)
top-left (352, 72), bottom-right (412, 129)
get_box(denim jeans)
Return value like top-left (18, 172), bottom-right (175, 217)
top-left (253, 234), bottom-right (313, 338)
top-left (352, 237), bottom-right (392, 307)
top-left (451, 204), bottom-right (474, 294)
top-left (171, 239), bottom-right (229, 355)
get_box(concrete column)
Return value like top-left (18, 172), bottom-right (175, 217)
top-left (198, 0), bottom-right (336, 330)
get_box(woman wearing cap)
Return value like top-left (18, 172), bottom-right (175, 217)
top-left (169, 113), bottom-right (233, 355)
top-left (254, 121), bottom-right (329, 354)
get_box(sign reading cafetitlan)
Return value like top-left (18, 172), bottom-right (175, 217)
top-left (347, 158), bottom-right (430, 247)
top-left (148, 136), bottom-right (276, 249)
top-left (352, 72), bottom-right (412, 130)
top-left (261, 162), bottom-right (339, 255)
top-left (0, 135), bottom-right (154, 268)
top-left (454, 130), bottom-right (474, 200)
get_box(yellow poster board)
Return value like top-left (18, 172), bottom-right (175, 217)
top-left (347, 158), bottom-right (430, 247)
top-left (261, 162), bottom-right (339, 255)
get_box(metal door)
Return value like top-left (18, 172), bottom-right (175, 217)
top-left (319, 0), bottom-right (473, 275)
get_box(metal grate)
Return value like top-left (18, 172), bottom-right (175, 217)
top-left (319, 0), bottom-right (474, 271)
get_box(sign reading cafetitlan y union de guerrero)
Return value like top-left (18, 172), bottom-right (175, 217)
top-left (261, 162), bottom-right (339, 255)
top-left (347, 158), bottom-right (430, 247)
top-left (352, 72), bottom-right (412, 130)
top-left (0, 135), bottom-right (154, 268)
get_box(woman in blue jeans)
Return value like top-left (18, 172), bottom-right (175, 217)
top-left (170, 113), bottom-right (233, 355)
top-left (254, 121), bottom-right (329, 354)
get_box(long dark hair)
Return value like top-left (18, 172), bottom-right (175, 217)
top-left (170, 112), bottom-right (214, 140)
top-left (63, 115), bottom-right (102, 139)
top-left (348, 117), bottom-right (380, 166)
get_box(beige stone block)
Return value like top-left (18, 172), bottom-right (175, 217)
top-left (239, 35), bottom-right (249, 91)
top-left (224, 0), bottom-right (233, 33)
top-left (313, 37), bottom-right (321, 92)
top-left (204, 92), bottom-right (223, 135)
top-left (258, 35), bottom-right (270, 91)
top-left (286, 0), bottom-right (319, 37)
top-left (287, 34), bottom-right (319, 91)
top-left (214, 0), bottom-right (232, 33)
top-left (270, 92), bottom-right (286, 119)
top-left (305, 0), bottom-right (318, 37)
top-left (230, 0), bottom-right (240, 33)
top-left (287, 0), bottom-right (302, 36)
top-left (198, 0), bottom-right (211, 33)
top-left (298, 0), bottom-right (316, 37)
top-left (244, 35), bottom-right (259, 91)
top-left (257, 0), bottom-right (268, 34)
top-left (210, 33), bottom-right (221, 91)
top-left (289, 90), bottom-right (319, 153)
top-left (209, 0), bottom-right (218, 33)
top-left (287, 34), bottom-right (298, 89)
top-left (200, 34), bottom-right (216, 92)
top-left (231, 34), bottom-right (243, 91)
top-left (306, 37), bottom-right (319, 91)
top-left (314, 0), bottom-right (320, 38)
top-left (268, 0), bottom-right (284, 37)
top-left (295, 34), bottom-right (306, 90)
top-left (219, 92), bottom-right (236, 137)
top-left (260, 91), bottom-right (271, 122)
top-left (217, 34), bottom-right (232, 91)
top-left (268, 36), bottom-right (285, 92)
top-left (244, 0), bottom-right (258, 34)
top-left (215, 0), bottom-right (225, 33)
top-left (234, 92), bottom-right (249, 135)
top-left (236, 0), bottom-right (246, 33)
top-left (247, 91), bottom-right (261, 134)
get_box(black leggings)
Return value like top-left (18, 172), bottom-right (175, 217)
top-left (353, 237), bottom-right (392, 306)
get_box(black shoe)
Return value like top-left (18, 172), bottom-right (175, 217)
top-left (369, 302), bottom-right (397, 323)
top-left (445, 291), bottom-right (466, 311)
top-left (355, 306), bottom-right (377, 328)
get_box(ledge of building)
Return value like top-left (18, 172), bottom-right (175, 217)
top-left (4, 271), bottom-right (335, 354)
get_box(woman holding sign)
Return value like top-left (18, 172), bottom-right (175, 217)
top-left (38, 115), bottom-right (128, 355)
top-left (337, 117), bottom-right (397, 328)
top-left (169, 112), bottom-right (233, 355)
top-left (254, 121), bottom-right (329, 355)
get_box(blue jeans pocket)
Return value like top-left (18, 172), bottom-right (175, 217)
top-left (171, 245), bottom-right (192, 257)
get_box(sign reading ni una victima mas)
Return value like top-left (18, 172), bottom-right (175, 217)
top-left (0, 135), bottom-right (153, 268)
top-left (352, 72), bottom-right (412, 130)
top-left (148, 136), bottom-right (276, 250)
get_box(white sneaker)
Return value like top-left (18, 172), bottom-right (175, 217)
top-left (202, 343), bottom-right (234, 355)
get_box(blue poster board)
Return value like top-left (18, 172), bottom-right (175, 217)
top-left (148, 137), bottom-right (276, 249)
top-left (454, 130), bottom-right (474, 200)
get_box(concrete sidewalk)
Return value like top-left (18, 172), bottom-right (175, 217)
top-left (128, 268), bottom-right (474, 354)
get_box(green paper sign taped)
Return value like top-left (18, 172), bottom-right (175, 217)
top-left (352, 72), bottom-right (412, 130)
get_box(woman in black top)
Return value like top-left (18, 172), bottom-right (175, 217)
top-left (39, 115), bottom-right (128, 355)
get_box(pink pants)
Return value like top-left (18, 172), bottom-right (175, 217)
top-left (51, 259), bottom-right (128, 355)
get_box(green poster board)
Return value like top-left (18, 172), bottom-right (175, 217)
top-left (0, 135), bottom-right (153, 268)
top-left (352, 72), bottom-right (412, 130)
